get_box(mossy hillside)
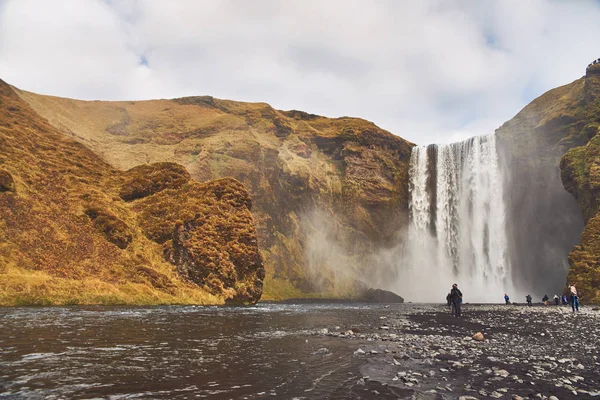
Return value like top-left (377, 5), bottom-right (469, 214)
top-left (0, 79), bottom-right (264, 305)
top-left (16, 87), bottom-right (414, 298)
top-left (133, 177), bottom-right (264, 304)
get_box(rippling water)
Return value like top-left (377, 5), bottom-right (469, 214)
top-left (0, 303), bottom-right (411, 399)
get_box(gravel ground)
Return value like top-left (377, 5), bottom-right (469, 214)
top-left (316, 304), bottom-right (600, 399)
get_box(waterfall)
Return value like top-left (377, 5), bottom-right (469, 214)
top-left (403, 135), bottom-right (512, 302)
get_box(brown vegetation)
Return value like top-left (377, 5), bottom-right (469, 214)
top-left (15, 86), bottom-right (414, 299)
top-left (0, 79), bottom-right (264, 305)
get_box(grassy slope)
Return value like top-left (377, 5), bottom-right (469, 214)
top-left (0, 80), bottom-right (263, 305)
top-left (15, 89), bottom-right (414, 299)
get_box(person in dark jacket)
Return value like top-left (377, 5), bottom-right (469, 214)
top-left (504, 293), bottom-right (510, 304)
top-left (526, 294), bottom-right (532, 307)
top-left (450, 283), bottom-right (462, 317)
top-left (446, 292), bottom-right (453, 313)
top-left (542, 294), bottom-right (549, 305)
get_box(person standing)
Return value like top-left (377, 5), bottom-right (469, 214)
top-left (450, 283), bottom-right (463, 317)
top-left (561, 294), bottom-right (568, 305)
top-left (542, 294), bottom-right (549, 305)
top-left (526, 294), bottom-right (532, 307)
top-left (446, 292), bottom-right (453, 313)
top-left (504, 293), bottom-right (510, 304)
top-left (570, 283), bottom-right (579, 312)
top-left (554, 295), bottom-right (559, 305)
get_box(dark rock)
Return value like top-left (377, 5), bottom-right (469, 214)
top-left (0, 169), bottom-right (15, 192)
top-left (361, 288), bottom-right (404, 303)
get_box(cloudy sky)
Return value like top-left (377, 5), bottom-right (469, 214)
top-left (1, 0), bottom-right (599, 145)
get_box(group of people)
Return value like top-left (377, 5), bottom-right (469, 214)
top-left (524, 283), bottom-right (580, 312)
top-left (445, 283), bottom-right (581, 316)
top-left (445, 283), bottom-right (463, 317)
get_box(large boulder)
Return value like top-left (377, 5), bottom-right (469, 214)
top-left (361, 288), bottom-right (404, 303)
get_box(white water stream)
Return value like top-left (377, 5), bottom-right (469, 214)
top-left (402, 135), bottom-right (514, 302)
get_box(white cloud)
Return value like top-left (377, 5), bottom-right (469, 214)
top-left (1, 0), bottom-right (599, 145)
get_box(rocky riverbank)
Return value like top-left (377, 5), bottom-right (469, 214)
top-left (312, 304), bottom-right (600, 399)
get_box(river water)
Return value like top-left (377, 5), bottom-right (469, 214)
top-left (0, 303), bottom-right (411, 399)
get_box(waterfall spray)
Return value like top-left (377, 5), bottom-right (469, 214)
top-left (402, 135), bottom-right (513, 302)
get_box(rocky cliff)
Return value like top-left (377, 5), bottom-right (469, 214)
top-left (15, 89), bottom-right (414, 299)
top-left (496, 64), bottom-right (600, 302)
top-left (559, 64), bottom-right (600, 303)
top-left (0, 79), bottom-right (264, 305)
top-left (11, 67), bottom-right (600, 303)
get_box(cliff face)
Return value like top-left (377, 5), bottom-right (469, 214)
top-left (15, 89), bottom-right (414, 299)
top-left (0, 80), bottom-right (264, 305)
top-left (559, 64), bottom-right (600, 303)
top-left (496, 65), bottom-right (600, 302)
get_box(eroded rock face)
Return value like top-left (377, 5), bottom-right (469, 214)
top-left (131, 177), bottom-right (265, 304)
top-left (495, 73), bottom-right (591, 297)
top-left (497, 64), bottom-right (600, 303)
top-left (558, 67), bottom-right (600, 302)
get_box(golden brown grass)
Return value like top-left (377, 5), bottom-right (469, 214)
top-left (0, 79), bottom-right (264, 305)
top-left (13, 81), bottom-right (414, 300)
top-left (0, 266), bottom-right (219, 306)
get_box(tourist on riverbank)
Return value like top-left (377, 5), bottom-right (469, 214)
top-left (542, 294), bottom-right (549, 305)
top-left (446, 292), bottom-right (453, 313)
top-left (526, 294), bottom-right (532, 307)
top-left (561, 294), bottom-right (568, 305)
top-left (570, 283), bottom-right (579, 312)
top-left (504, 293), bottom-right (510, 304)
top-left (450, 283), bottom-right (462, 317)
top-left (554, 295), bottom-right (559, 305)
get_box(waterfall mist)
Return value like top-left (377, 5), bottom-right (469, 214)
top-left (401, 135), bottom-right (515, 302)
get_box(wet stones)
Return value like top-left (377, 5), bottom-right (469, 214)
top-left (320, 304), bottom-right (600, 398)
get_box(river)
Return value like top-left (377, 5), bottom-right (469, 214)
top-left (0, 303), bottom-right (410, 399)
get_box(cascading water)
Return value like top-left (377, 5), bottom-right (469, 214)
top-left (403, 135), bottom-right (513, 302)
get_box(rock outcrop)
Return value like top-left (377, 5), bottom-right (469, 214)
top-left (361, 288), bottom-right (404, 303)
top-left (559, 64), bottom-right (600, 303)
top-left (15, 87), bottom-right (414, 299)
top-left (0, 79), bottom-right (264, 305)
top-left (497, 63), bottom-right (600, 302)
